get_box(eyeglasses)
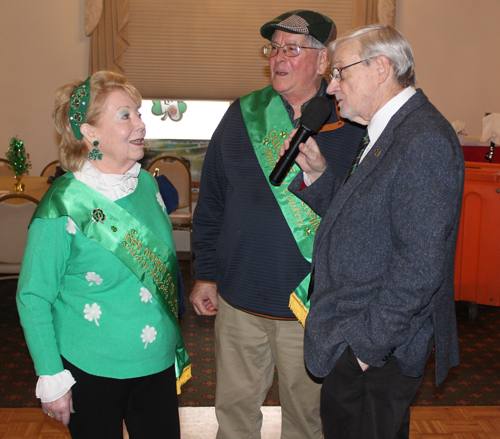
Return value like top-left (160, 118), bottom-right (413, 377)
top-left (329, 57), bottom-right (375, 82)
top-left (262, 44), bottom-right (321, 58)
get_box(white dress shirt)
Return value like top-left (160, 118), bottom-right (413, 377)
top-left (361, 87), bottom-right (416, 163)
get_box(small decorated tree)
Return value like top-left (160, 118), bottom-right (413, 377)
top-left (6, 136), bottom-right (31, 177)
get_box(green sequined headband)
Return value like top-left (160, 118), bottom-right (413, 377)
top-left (68, 77), bottom-right (91, 140)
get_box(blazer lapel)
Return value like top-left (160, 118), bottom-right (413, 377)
top-left (314, 137), bottom-right (390, 251)
top-left (314, 90), bottom-right (428, 252)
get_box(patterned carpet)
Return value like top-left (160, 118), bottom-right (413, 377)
top-left (1, 261), bottom-right (499, 408)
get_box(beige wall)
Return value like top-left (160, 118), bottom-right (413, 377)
top-left (0, 1), bottom-right (87, 174)
top-left (1, 1), bottom-right (498, 173)
top-left (396, 0), bottom-right (500, 139)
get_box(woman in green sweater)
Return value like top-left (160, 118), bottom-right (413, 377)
top-left (16, 71), bottom-right (190, 438)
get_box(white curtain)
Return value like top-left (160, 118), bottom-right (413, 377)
top-left (85, 0), bottom-right (130, 74)
top-left (353, 0), bottom-right (396, 27)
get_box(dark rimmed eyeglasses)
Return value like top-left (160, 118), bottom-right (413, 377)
top-left (262, 44), bottom-right (321, 58)
top-left (329, 57), bottom-right (376, 82)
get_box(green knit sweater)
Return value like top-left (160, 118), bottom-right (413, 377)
top-left (17, 171), bottom-right (178, 379)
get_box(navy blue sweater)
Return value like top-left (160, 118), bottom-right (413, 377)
top-left (193, 96), bottom-right (364, 318)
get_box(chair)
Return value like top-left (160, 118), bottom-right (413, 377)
top-left (147, 156), bottom-right (193, 273)
top-left (0, 194), bottom-right (39, 279)
top-left (40, 160), bottom-right (60, 177)
top-left (0, 158), bottom-right (14, 177)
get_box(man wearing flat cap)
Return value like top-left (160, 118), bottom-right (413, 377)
top-left (190, 10), bottom-right (364, 438)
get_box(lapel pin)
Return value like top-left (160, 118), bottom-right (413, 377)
top-left (374, 149), bottom-right (381, 157)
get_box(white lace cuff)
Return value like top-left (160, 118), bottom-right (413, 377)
top-left (35, 370), bottom-right (76, 403)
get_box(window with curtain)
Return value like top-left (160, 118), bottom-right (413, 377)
top-left (87, 0), bottom-right (395, 100)
top-left (123, 0), bottom-right (357, 101)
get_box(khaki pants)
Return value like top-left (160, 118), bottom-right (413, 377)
top-left (214, 296), bottom-right (322, 439)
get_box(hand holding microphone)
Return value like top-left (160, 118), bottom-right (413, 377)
top-left (269, 96), bottom-right (332, 186)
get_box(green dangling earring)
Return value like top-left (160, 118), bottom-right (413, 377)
top-left (88, 140), bottom-right (103, 161)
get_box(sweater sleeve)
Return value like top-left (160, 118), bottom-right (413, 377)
top-left (16, 216), bottom-right (71, 376)
top-left (191, 103), bottom-right (234, 282)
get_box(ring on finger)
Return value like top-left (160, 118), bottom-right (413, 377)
top-left (47, 412), bottom-right (55, 418)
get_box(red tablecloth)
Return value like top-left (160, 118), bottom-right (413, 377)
top-left (462, 145), bottom-right (500, 164)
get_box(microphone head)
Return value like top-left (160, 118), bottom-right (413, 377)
top-left (301, 97), bottom-right (332, 132)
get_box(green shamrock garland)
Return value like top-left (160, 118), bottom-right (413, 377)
top-left (5, 136), bottom-right (31, 176)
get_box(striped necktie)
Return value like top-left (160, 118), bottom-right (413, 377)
top-left (346, 130), bottom-right (370, 181)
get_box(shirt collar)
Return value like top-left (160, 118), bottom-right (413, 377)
top-left (367, 87), bottom-right (416, 146)
top-left (280, 78), bottom-right (328, 128)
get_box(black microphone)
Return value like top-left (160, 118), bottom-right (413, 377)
top-left (269, 96), bottom-right (332, 186)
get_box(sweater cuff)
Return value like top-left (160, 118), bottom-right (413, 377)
top-left (36, 370), bottom-right (76, 403)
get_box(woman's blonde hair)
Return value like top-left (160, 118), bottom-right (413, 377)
top-left (53, 71), bottom-right (142, 172)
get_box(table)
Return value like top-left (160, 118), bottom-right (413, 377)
top-left (0, 176), bottom-right (51, 203)
top-left (462, 145), bottom-right (500, 164)
top-left (454, 161), bottom-right (500, 317)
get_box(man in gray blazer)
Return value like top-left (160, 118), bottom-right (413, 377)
top-left (285, 25), bottom-right (465, 438)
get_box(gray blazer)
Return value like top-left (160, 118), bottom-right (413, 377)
top-left (290, 90), bottom-right (464, 386)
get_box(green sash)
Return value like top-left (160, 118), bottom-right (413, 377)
top-left (32, 174), bottom-right (191, 392)
top-left (240, 86), bottom-right (321, 326)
